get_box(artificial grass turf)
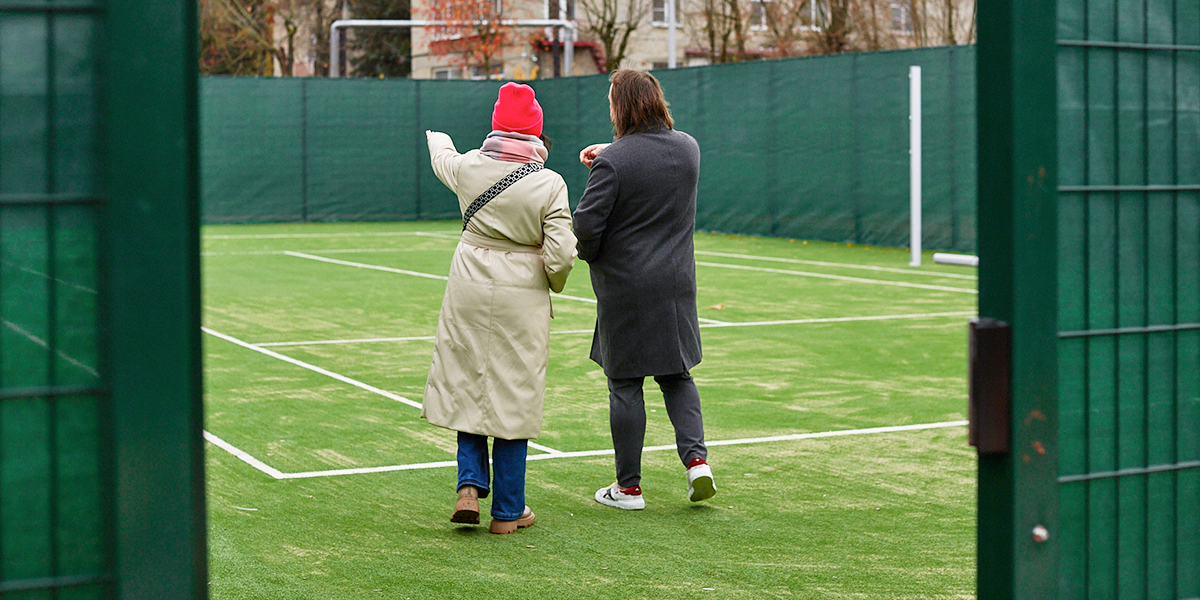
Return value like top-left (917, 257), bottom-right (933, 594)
top-left (203, 221), bottom-right (978, 598)
top-left (207, 428), bottom-right (975, 600)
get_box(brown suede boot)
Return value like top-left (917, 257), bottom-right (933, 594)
top-left (488, 506), bottom-right (535, 534)
top-left (450, 486), bottom-right (480, 524)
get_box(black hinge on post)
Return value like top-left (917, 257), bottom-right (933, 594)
top-left (969, 318), bottom-right (1011, 454)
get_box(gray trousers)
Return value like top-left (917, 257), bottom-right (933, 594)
top-left (608, 372), bottom-right (707, 488)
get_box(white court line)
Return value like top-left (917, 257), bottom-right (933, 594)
top-left (208, 420), bottom-right (968, 480)
top-left (699, 311), bottom-right (976, 329)
top-left (412, 231), bottom-right (463, 240)
top-left (285, 251), bottom-right (449, 281)
top-left (202, 250), bottom-right (286, 257)
top-left (203, 327), bottom-right (567, 455)
top-left (205, 231), bottom-right (455, 240)
top-left (696, 261), bottom-right (978, 294)
top-left (248, 311), bottom-right (974, 348)
top-left (203, 430), bottom-right (286, 480)
top-left (202, 326), bottom-right (424, 410)
top-left (258, 334), bottom-right (438, 347)
top-left (695, 250), bottom-right (978, 280)
top-left (283, 250), bottom-right (612, 309)
top-left (528, 441), bottom-right (562, 455)
top-left (204, 248), bottom-right (449, 257)
top-left (3, 319), bottom-right (99, 377)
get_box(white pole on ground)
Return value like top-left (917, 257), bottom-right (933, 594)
top-left (909, 65), bottom-right (922, 267)
top-left (933, 253), bottom-right (980, 267)
top-left (667, 0), bottom-right (677, 68)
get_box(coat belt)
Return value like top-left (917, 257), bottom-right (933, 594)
top-left (459, 229), bottom-right (542, 254)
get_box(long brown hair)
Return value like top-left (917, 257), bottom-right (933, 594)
top-left (608, 69), bottom-right (674, 138)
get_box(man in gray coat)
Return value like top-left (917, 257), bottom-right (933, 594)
top-left (574, 69), bottom-right (716, 510)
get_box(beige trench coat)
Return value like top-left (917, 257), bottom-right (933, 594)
top-left (421, 132), bottom-right (576, 440)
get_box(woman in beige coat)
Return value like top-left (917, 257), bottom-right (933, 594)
top-left (422, 82), bottom-right (576, 534)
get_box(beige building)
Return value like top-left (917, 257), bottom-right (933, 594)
top-left (403, 0), bottom-right (976, 80)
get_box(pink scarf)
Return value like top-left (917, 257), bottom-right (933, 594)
top-left (480, 131), bottom-right (548, 165)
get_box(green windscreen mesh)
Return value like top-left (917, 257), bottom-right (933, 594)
top-left (1056, 0), bottom-right (1200, 595)
top-left (0, 5), bottom-right (110, 599)
top-left (202, 77), bottom-right (305, 222)
top-left (201, 46), bottom-right (977, 252)
top-left (202, 77), bottom-right (502, 223)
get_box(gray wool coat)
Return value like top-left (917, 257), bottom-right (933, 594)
top-left (572, 127), bottom-right (702, 379)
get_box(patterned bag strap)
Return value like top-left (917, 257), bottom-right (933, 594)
top-left (462, 162), bottom-right (544, 231)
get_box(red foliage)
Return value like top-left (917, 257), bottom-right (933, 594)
top-left (422, 0), bottom-right (512, 74)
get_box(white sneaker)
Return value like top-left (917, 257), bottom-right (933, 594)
top-left (686, 460), bottom-right (716, 502)
top-left (594, 483), bottom-right (646, 510)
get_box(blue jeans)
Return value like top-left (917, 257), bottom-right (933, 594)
top-left (457, 432), bottom-right (528, 520)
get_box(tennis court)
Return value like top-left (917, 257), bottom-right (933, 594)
top-left (202, 219), bottom-right (979, 599)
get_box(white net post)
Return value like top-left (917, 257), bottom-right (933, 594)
top-left (909, 65), bottom-right (922, 267)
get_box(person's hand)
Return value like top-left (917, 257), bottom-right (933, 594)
top-left (579, 143), bottom-right (610, 168)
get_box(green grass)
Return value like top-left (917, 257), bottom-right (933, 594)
top-left (203, 221), bottom-right (979, 599)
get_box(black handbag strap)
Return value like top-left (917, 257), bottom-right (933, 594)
top-left (462, 162), bottom-right (544, 230)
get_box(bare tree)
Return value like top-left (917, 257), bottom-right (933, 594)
top-left (201, 0), bottom-right (309, 75)
top-left (905, 0), bottom-right (926, 46)
top-left (310, 0), bottom-right (347, 76)
top-left (807, 0), bottom-right (853, 53)
top-left (852, 0), bottom-right (885, 50)
top-left (727, 0), bottom-right (749, 59)
top-left (692, 0), bottom-right (751, 62)
top-left (759, 0), bottom-right (823, 58)
top-left (942, 0), bottom-right (955, 44)
top-left (575, 0), bottom-right (653, 71)
top-left (200, 0), bottom-right (274, 74)
top-left (271, 0), bottom-right (309, 75)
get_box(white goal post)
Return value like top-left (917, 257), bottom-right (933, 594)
top-left (329, 19), bottom-right (578, 78)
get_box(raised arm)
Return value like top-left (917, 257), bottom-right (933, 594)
top-left (426, 130), bottom-right (461, 192)
top-left (572, 155), bottom-right (619, 262)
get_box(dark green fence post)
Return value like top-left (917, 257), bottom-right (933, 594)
top-left (105, 0), bottom-right (206, 598)
top-left (976, 0), bottom-right (1059, 598)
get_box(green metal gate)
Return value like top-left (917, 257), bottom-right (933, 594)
top-left (0, 0), bottom-right (206, 598)
top-left (977, 0), bottom-right (1200, 597)
top-left (1056, 0), bottom-right (1200, 597)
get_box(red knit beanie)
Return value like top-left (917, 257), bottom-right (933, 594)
top-left (492, 82), bottom-right (543, 136)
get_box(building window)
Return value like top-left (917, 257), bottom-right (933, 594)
top-left (804, 0), bottom-right (827, 29)
top-left (433, 68), bottom-right (461, 80)
top-left (469, 64), bottom-right (503, 80)
top-left (891, 2), bottom-right (913, 34)
top-left (652, 0), bottom-right (683, 26)
top-left (750, 0), bottom-right (769, 31)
